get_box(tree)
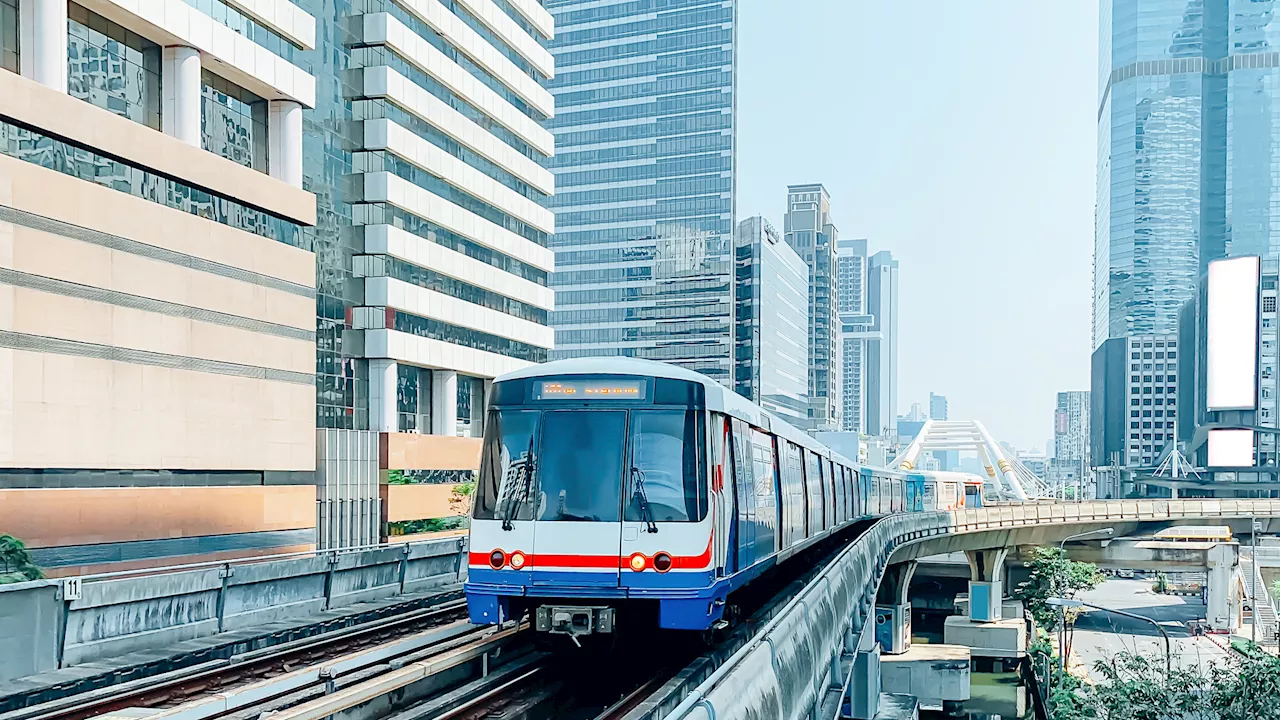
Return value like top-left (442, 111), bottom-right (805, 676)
top-left (1016, 546), bottom-right (1105, 632)
top-left (0, 534), bottom-right (44, 584)
top-left (1067, 648), bottom-right (1280, 720)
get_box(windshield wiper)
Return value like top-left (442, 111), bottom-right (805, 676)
top-left (501, 434), bottom-right (536, 531)
top-left (630, 467), bottom-right (658, 534)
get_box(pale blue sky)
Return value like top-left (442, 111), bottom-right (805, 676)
top-left (736, 1), bottom-right (1099, 451)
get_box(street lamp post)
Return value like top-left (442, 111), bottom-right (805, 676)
top-left (1059, 527), bottom-right (1115, 550)
top-left (1049, 597), bottom-right (1172, 677)
top-left (1252, 518), bottom-right (1263, 644)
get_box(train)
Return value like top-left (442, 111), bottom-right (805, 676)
top-left (464, 358), bottom-right (984, 640)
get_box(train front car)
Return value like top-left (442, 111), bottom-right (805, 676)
top-left (465, 360), bottom-right (715, 642)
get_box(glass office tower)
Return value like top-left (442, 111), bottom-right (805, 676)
top-left (544, 0), bottom-right (737, 383)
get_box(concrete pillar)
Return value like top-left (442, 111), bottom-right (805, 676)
top-left (965, 548), bottom-right (1009, 622)
top-left (162, 46), bottom-right (202, 146)
top-left (1207, 542), bottom-right (1241, 632)
top-left (875, 561), bottom-right (916, 654)
top-left (368, 359), bottom-right (397, 432)
top-left (432, 370), bottom-right (458, 436)
top-left (19, 0), bottom-right (68, 91)
top-left (845, 621), bottom-right (881, 720)
top-left (268, 100), bottom-right (303, 187)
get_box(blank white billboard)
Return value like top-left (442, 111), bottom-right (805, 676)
top-left (1207, 428), bottom-right (1255, 467)
top-left (1206, 256), bottom-right (1260, 412)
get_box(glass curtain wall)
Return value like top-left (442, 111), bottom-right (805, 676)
top-left (67, 3), bottom-right (161, 129)
top-left (1, 0), bottom-right (17, 73)
top-left (201, 70), bottom-right (268, 172)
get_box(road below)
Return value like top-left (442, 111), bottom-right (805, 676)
top-left (1067, 579), bottom-right (1229, 680)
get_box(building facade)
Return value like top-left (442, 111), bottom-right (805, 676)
top-left (1053, 391), bottom-right (1090, 469)
top-left (785, 184), bottom-right (840, 431)
top-left (866, 250), bottom-right (898, 436)
top-left (543, 0), bottom-right (737, 383)
top-left (929, 392), bottom-right (948, 421)
top-left (1172, 256), bottom-right (1280, 497)
top-left (1094, 0), bottom-right (1280, 475)
top-left (838, 238), bottom-right (870, 433)
top-left (0, 0), bottom-right (558, 567)
top-left (0, 0), bottom-right (319, 573)
top-left (735, 216), bottom-right (808, 423)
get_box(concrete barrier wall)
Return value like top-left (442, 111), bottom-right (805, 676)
top-left (0, 535), bottom-right (468, 684)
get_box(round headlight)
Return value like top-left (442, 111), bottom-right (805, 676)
top-left (629, 553), bottom-right (647, 572)
top-left (653, 552), bottom-right (673, 573)
top-left (509, 552), bottom-right (527, 569)
top-left (489, 550), bottom-right (506, 569)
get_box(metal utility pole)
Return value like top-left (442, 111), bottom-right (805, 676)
top-left (1253, 517), bottom-right (1263, 645)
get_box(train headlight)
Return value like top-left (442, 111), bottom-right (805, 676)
top-left (489, 550), bottom-right (506, 570)
top-left (653, 552), bottom-right (672, 573)
top-left (629, 553), bottom-right (647, 572)
top-left (509, 552), bottom-right (527, 569)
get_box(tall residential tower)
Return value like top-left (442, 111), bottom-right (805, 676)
top-left (544, 0), bottom-right (737, 382)
top-left (785, 184), bottom-right (840, 431)
top-left (838, 238), bottom-right (871, 433)
top-left (866, 250), bottom-right (898, 436)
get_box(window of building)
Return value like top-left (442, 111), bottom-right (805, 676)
top-left (67, 3), bottom-right (161, 129)
top-left (1168, 351), bottom-right (1176, 359)
top-left (1156, 352), bottom-right (1164, 358)
top-left (1144, 342), bottom-right (1153, 348)
top-left (1143, 352), bottom-right (1153, 358)
top-left (1131, 375), bottom-right (1140, 383)
top-left (1155, 410), bottom-right (1164, 417)
top-left (1131, 363), bottom-right (1140, 371)
top-left (0, 0), bottom-right (15, 73)
top-left (202, 70), bottom-right (268, 172)
top-left (456, 375), bottom-right (485, 437)
top-left (1155, 434), bottom-right (1164, 441)
top-left (1156, 363), bottom-right (1165, 371)
top-left (1143, 422), bottom-right (1152, 428)
top-left (1144, 375), bottom-right (1153, 382)
top-left (1131, 399), bottom-right (1140, 406)
top-left (1131, 410), bottom-right (1140, 417)
top-left (1143, 387), bottom-right (1152, 394)
top-left (1131, 422), bottom-right (1140, 429)
top-left (1130, 433), bottom-right (1139, 440)
top-left (1266, 278), bottom-right (1278, 291)
top-left (396, 365), bottom-right (432, 433)
top-left (1131, 352), bottom-right (1140, 360)
top-left (1168, 409), bottom-right (1176, 417)
top-left (1266, 297), bottom-right (1277, 314)
top-left (1143, 399), bottom-right (1152, 405)
top-left (1143, 410), bottom-right (1152, 417)
top-left (1143, 363), bottom-right (1153, 370)
top-left (1155, 341), bottom-right (1164, 347)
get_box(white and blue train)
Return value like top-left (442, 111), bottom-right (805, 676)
top-left (465, 359), bottom-right (984, 639)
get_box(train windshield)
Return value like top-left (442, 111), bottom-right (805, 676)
top-left (475, 407), bottom-right (705, 523)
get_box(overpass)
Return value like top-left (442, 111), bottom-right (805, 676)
top-left (0, 500), bottom-right (1276, 719)
top-left (661, 499), bottom-right (1280, 720)
top-left (892, 419), bottom-right (1052, 500)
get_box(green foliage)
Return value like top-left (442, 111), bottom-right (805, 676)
top-left (1015, 546), bottom-right (1105, 632)
top-left (387, 469), bottom-right (410, 484)
top-left (0, 534), bottom-right (44, 584)
top-left (450, 481), bottom-right (475, 516)
top-left (1065, 649), bottom-right (1280, 720)
top-left (388, 517), bottom-right (466, 534)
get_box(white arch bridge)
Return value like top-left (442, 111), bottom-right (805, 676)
top-left (892, 419), bottom-right (1052, 501)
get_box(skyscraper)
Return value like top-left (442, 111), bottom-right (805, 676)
top-left (1093, 1), bottom-right (1280, 473)
top-left (866, 251), bottom-right (899, 436)
top-left (543, 0), bottom-right (737, 383)
top-left (929, 393), bottom-right (948, 421)
top-left (785, 184), bottom-right (841, 431)
top-left (1053, 391), bottom-right (1091, 474)
top-left (838, 239), bottom-right (871, 433)
top-left (735, 216), bottom-right (809, 423)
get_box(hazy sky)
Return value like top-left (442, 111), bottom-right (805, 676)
top-left (735, 1), bottom-right (1099, 452)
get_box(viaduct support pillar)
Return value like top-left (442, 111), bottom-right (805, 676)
top-left (875, 560), bottom-right (916, 654)
top-left (965, 548), bottom-right (1008, 622)
top-left (845, 620), bottom-right (881, 720)
top-left (1207, 543), bottom-right (1242, 632)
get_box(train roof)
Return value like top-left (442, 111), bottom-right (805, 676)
top-left (496, 358), bottom-right (862, 468)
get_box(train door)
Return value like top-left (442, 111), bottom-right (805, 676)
top-left (858, 468), bottom-right (871, 518)
top-left (906, 475), bottom-right (925, 512)
top-left (729, 419), bottom-right (757, 571)
top-left (530, 409), bottom-right (626, 587)
top-left (711, 414), bottom-right (735, 577)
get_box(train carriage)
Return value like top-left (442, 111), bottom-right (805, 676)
top-left (464, 358), bottom-right (964, 640)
